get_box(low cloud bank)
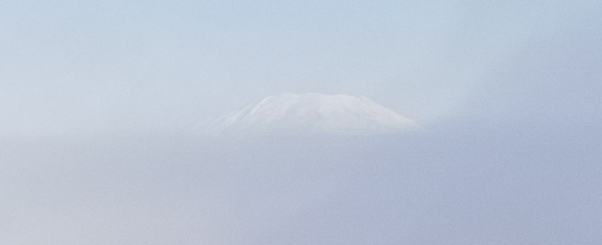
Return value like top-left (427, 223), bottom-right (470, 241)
top-left (1, 124), bottom-right (600, 244)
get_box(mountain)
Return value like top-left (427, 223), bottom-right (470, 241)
top-left (200, 93), bottom-right (420, 136)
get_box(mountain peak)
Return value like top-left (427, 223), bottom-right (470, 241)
top-left (201, 93), bottom-right (419, 137)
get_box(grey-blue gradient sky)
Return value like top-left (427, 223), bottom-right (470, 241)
top-left (1, 0), bottom-right (601, 135)
top-left (2, 2), bottom-right (602, 244)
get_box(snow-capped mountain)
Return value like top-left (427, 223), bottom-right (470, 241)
top-left (200, 93), bottom-right (419, 136)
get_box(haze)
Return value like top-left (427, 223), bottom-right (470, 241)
top-left (1, 0), bottom-right (601, 244)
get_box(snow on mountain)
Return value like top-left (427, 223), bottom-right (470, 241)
top-left (200, 93), bottom-right (420, 136)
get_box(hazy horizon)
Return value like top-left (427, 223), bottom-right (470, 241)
top-left (2, 0), bottom-right (601, 244)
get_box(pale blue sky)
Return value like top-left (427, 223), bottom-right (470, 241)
top-left (1, 0), bottom-right (601, 135)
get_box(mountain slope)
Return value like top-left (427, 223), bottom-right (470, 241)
top-left (201, 93), bottom-right (419, 136)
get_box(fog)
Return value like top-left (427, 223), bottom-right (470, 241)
top-left (2, 0), bottom-right (601, 243)
top-left (2, 123), bottom-right (600, 244)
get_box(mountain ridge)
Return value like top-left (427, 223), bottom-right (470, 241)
top-left (200, 93), bottom-right (419, 137)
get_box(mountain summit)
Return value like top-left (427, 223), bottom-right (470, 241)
top-left (201, 93), bottom-right (419, 136)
